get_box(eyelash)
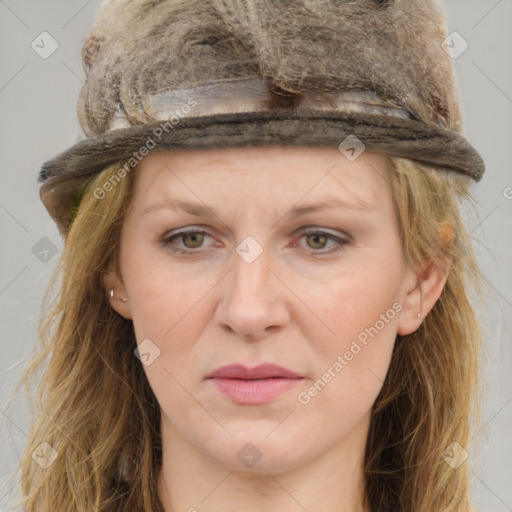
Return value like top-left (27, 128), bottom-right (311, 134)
top-left (160, 227), bottom-right (350, 256)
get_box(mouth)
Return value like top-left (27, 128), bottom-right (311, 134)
top-left (206, 363), bottom-right (304, 404)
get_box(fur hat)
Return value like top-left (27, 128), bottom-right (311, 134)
top-left (38, 0), bottom-right (485, 237)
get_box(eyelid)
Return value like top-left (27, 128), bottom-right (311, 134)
top-left (293, 226), bottom-right (351, 241)
top-left (162, 225), bottom-right (350, 240)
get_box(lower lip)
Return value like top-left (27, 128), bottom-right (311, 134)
top-left (210, 377), bottom-right (303, 404)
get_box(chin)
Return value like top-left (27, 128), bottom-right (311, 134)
top-left (198, 425), bottom-right (314, 475)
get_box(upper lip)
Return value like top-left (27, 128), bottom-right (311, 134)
top-left (207, 363), bottom-right (303, 380)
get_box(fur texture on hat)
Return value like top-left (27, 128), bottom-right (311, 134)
top-left (78, 0), bottom-right (461, 134)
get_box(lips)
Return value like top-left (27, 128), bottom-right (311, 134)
top-left (207, 363), bottom-right (304, 404)
top-left (207, 363), bottom-right (303, 380)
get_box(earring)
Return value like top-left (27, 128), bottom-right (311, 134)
top-left (109, 289), bottom-right (128, 303)
top-left (417, 313), bottom-right (422, 321)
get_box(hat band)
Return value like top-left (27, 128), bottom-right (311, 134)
top-left (109, 77), bottom-right (414, 131)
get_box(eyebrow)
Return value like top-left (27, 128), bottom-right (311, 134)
top-left (142, 196), bottom-right (374, 218)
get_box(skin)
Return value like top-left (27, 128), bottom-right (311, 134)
top-left (104, 145), bottom-right (448, 512)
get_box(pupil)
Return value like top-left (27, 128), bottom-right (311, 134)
top-left (309, 234), bottom-right (326, 248)
top-left (185, 233), bottom-right (203, 248)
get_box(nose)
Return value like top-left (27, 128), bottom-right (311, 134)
top-left (214, 241), bottom-right (290, 340)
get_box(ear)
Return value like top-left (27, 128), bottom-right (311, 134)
top-left (102, 271), bottom-right (133, 320)
top-left (397, 259), bottom-right (450, 336)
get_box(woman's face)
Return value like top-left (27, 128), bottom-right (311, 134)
top-left (107, 145), bottom-right (423, 473)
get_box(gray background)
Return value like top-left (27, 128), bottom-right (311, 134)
top-left (0, 1), bottom-right (511, 510)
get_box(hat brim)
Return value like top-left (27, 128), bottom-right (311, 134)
top-left (38, 109), bottom-right (485, 236)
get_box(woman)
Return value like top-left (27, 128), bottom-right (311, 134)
top-left (12, 0), bottom-right (486, 511)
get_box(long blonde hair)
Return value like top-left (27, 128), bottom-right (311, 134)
top-left (7, 153), bottom-right (485, 512)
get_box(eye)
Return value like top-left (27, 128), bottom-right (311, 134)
top-left (291, 228), bottom-right (350, 254)
top-left (161, 226), bottom-right (350, 256)
top-left (161, 228), bottom-right (217, 254)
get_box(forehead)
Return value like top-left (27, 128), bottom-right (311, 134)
top-left (129, 145), bottom-right (393, 212)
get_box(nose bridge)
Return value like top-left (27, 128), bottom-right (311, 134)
top-left (216, 235), bottom-right (288, 337)
top-left (231, 236), bottom-right (273, 305)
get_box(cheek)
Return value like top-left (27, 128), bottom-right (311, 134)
top-left (120, 231), bottom-right (209, 342)
top-left (292, 250), bottom-right (403, 407)
top-left (129, 284), bottom-right (210, 370)
top-left (296, 253), bottom-right (403, 352)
